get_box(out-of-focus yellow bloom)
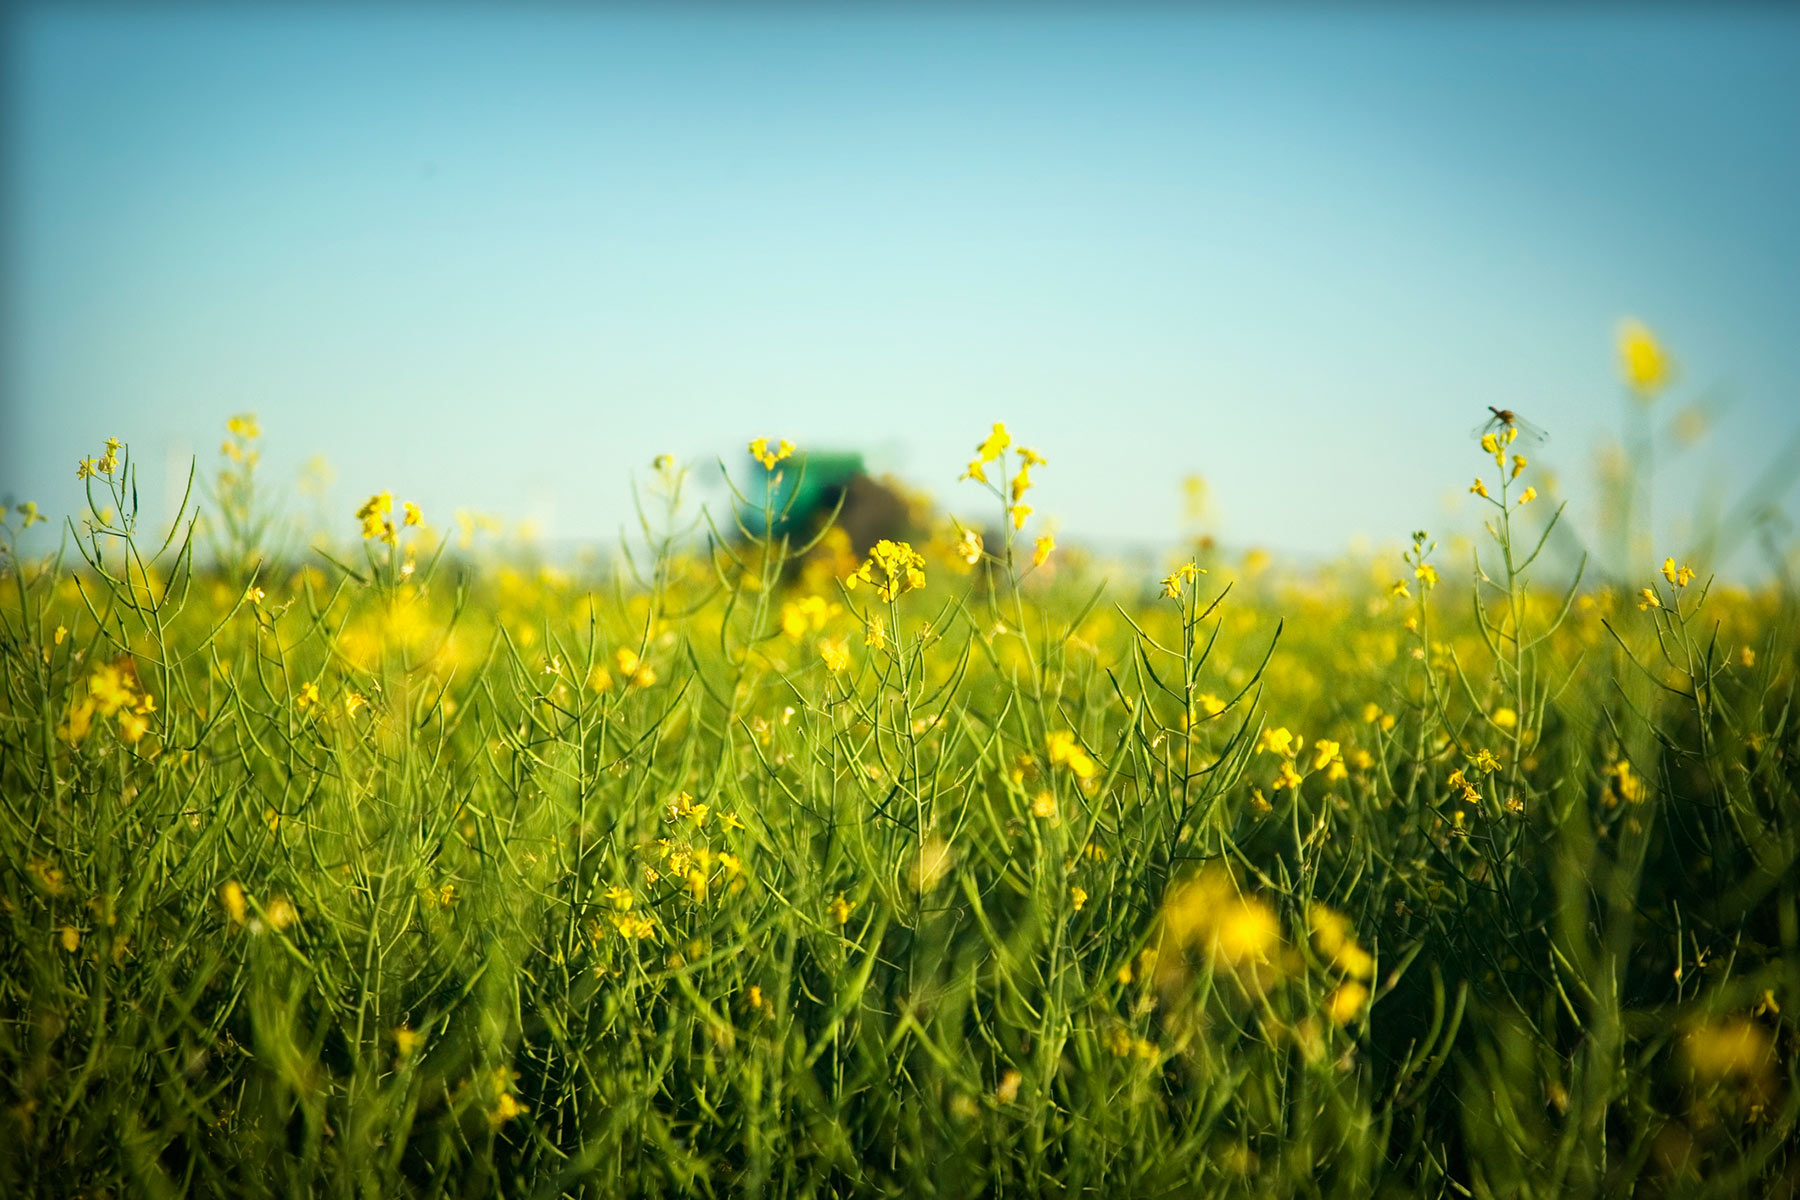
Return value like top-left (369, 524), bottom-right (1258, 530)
top-left (615, 646), bottom-right (656, 689)
top-left (1271, 761), bottom-right (1303, 791)
top-left (1469, 478), bottom-right (1489, 499)
top-left (488, 1091), bottom-right (527, 1130)
top-left (356, 492), bottom-right (395, 542)
top-left (1639, 587), bottom-right (1661, 610)
top-left (296, 681), bottom-right (321, 711)
top-left (1009, 504), bottom-right (1033, 530)
top-left (819, 636), bottom-right (850, 673)
top-left (961, 458), bottom-right (988, 483)
top-left (1511, 454), bottom-right (1527, 480)
top-left (846, 539), bottom-right (926, 602)
top-left (1325, 981), bottom-right (1370, 1025)
top-left (226, 414), bottom-right (261, 439)
top-left (1681, 1017), bottom-right (1773, 1081)
top-left (1070, 886), bottom-right (1088, 913)
top-left (1031, 790), bottom-right (1057, 819)
top-left (1046, 731), bottom-right (1098, 780)
top-left (16, 501), bottom-right (45, 527)
top-left (1162, 869), bottom-right (1283, 972)
top-left (780, 594), bottom-right (840, 638)
top-left (1198, 693), bottom-right (1226, 717)
top-left (1604, 759), bottom-right (1646, 805)
top-left (1032, 534), bottom-right (1055, 567)
top-left (1389, 579), bottom-right (1411, 599)
top-left (955, 527), bottom-right (983, 566)
top-left (1618, 318), bottom-right (1672, 397)
top-left (403, 502), bottom-right (423, 527)
top-left (1740, 647), bottom-right (1756, 668)
top-left (394, 1026), bottom-right (423, 1060)
top-left (1414, 563), bottom-right (1439, 588)
top-left (1516, 487), bottom-right (1537, 505)
top-left (1492, 706), bottom-right (1518, 730)
top-left (264, 896), bottom-right (297, 932)
top-left (828, 894), bottom-right (855, 926)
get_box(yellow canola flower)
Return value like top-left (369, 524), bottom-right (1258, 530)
top-left (1009, 504), bottom-right (1033, 530)
top-left (221, 881), bottom-right (248, 925)
top-left (615, 646), bottom-right (657, 689)
top-left (1681, 1017), bottom-right (1773, 1081)
top-left (1469, 478), bottom-right (1489, 499)
top-left (955, 527), bottom-right (983, 566)
top-left (818, 636), bottom-right (851, 673)
top-left (1256, 727), bottom-right (1301, 758)
top-left (1161, 561), bottom-right (1203, 599)
top-left (1046, 730), bottom-right (1098, 780)
top-left (1032, 534), bottom-right (1055, 567)
top-left (1160, 868), bottom-right (1282, 971)
top-left (749, 437), bottom-right (795, 470)
top-left (1516, 487), bottom-right (1537, 506)
top-left (1617, 318), bottom-right (1672, 398)
top-left (1413, 563), bottom-right (1439, 588)
top-left (975, 422), bottom-right (1010, 462)
top-left (845, 539), bottom-right (926, 602)
top-left (1325, 982), bottom-right (1370, 1025)
top-left (1661, 557), bottom-right (1695, 588)
top-left (1069, 885), bottom-right (1088, 913)
top-left (1511, 454), bottom-right (1527, 480)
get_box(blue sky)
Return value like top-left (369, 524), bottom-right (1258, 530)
top-left (4, 5), bottom-right (1798, 573)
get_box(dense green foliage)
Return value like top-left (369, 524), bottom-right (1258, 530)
top-left (3, 418), bottom-right (1796, 1198)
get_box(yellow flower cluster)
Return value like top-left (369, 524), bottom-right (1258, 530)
top-left (1046, 730), bottom-right (1098, 780)
top-left (749, 437), bottom-right (794, 470)
top-left (77, 437), bottom-right (124, 481)
top-left (61, 658), bottom-right (156, 744)
top-left (780, 594), bottom-right (840, 639)
top-left (1161, 561), bottom-right (1203, 599)
top-left (846, 539), bottom-right (926, 602)
top-left (355, 491), bottom-right (421, 544)
top-left (1309, 904), bottom-right (1374, 1025)
top-left (1603, 759), bottom-right (1646, 806)
top-left (1662, 557), bottom-right (1696, 588)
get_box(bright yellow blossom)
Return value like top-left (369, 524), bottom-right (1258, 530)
top-left (846, 539), bottom-right (926, 602)
top-left (749, 437), bottom-right (794, 470)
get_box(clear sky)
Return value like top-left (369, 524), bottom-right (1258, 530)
top-left (4, 4), bottom-right (1798, 573)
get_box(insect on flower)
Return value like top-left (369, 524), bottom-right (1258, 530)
top-left (1472, 407), bottom-right (1548, 447)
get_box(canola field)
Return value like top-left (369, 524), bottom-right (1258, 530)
top-left (2, 342), bottom-right (1797, 1197)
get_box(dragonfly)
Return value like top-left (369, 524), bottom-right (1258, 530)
top-left (1472, 406), bottom-right (1548, 446)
